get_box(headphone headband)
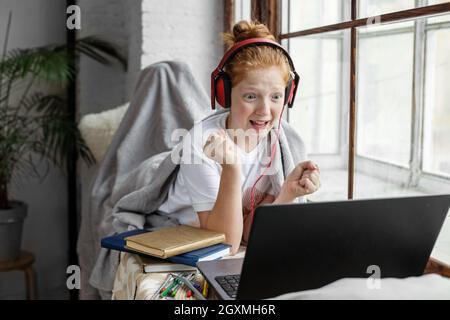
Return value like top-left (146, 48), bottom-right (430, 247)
top-left (211, 38), bottom-right (299, 109)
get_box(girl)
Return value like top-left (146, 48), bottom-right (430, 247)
top-left (158, 21), bottom-right (320, 254)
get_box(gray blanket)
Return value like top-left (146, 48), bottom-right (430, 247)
top-left (77, 60), bottom-right (306, 299)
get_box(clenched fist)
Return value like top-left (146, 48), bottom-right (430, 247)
top-left (203, 130), bottom-right (240, 166)
top-left (278, 160), bottom-right (320, 202)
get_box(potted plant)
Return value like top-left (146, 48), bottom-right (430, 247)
top-left (0, 15), bottom-right (127, 260)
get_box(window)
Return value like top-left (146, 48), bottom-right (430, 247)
top-left (279, 0), bottom-right (450, 196)
top-left (234, 0), bottom-right (251, 22)
top-left (354, 13), bottom-right (450, 198)
top-left (283, 0), bottom-right (351, 33)
top-left (423, 14), bottom-right (450, 177)
top-left (228, 0), bottom-right (450, 197)
top-left (277, 0), bottom-right (450, 261)
top-left (358, 0), bottom-right (424, 17)
top-left (287, 31), bottom-right (345, 155)
top-left (356, 21), bottom-right (414, 167)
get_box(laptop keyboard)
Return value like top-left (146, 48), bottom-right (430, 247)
top-left (215, 275), bottom-right (240, 298)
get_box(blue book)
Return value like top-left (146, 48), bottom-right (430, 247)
top-left (100, 229), bottom-right (149, 253)
top-left (167, 243), bottom-right (231, 267)
top-left (101, 229), bottom-right (231, 267)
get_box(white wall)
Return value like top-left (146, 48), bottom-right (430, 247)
top-left (140, 0), bottom-right (224, 95)
top-left (78, 0), bottom-right (224, 115)
top-left (0, 0), bottom-right (69, 299)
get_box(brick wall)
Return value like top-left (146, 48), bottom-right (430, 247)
top-left (140, 0), bottom-right (224, 95)
top-left (79, 0), bottom-right (224, 115)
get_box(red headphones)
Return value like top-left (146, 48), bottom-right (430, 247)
top-left (211, 38), bottom-right (300, 110)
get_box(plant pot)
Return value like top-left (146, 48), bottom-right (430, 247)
top-left (0, 201), bottom-right (27, 261)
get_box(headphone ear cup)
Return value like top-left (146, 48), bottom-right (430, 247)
top-left (284, 79), bottom-right (294, 107)
top-left (215, 72), bottom-right (232, 108)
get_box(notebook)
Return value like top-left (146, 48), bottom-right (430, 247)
top-left (101, 229), bottom-right (231, 272)
top-left (101, 230), bottom-right (230, 270)
top-left (139, 256), bottom-right (198, 273)
top-left (125, 225), bottom-right (226, 259)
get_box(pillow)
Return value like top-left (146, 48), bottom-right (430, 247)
top-left (78, 103), bottom-right (129, 163)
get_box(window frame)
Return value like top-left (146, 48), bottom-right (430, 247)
top-left (355, 15), bottom-right (450, 189)
top-left (278, 0), bottom-right (450, 198)
top-left (224, 0), bottom-right (450, 194)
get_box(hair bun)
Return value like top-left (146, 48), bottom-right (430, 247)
top-left (222, 20), bottom-right (275, 48)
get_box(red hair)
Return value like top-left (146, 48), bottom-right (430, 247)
top-left (221, 20), bottom-right (291, 87)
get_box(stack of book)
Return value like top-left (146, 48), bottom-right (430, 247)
top-left (101, 225), bottom-right (231, 272)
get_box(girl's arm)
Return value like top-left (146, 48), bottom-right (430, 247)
top-left (198, 164), bottom-right (243, 255)
top-left (274, 160), bottom-right (320, 204)
top-left (198, 130), bottom-right (243, 254)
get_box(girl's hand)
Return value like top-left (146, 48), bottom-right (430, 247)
top-left (277, 161), bottom-right (320, 202)
top-left (203, 130), bottom-right (240, 166)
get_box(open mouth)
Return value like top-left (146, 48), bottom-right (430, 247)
top-left (249, 120), bottom-right (271, 129)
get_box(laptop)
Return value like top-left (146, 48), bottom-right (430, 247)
top-left (197, 194), bottom-right (450, 300)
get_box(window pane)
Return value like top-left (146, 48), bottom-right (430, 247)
top-left (234, 0), bottom-right (251, 23)
top-left (356, 21), bottom-right (414, 166)
top-left (422, 11), bottom-right (450, 264)
top-left (355, 17), bottom-right (420, 200)
top-left (288, 32), bottom-right (344, 154)
top-left (358, 0), bottom-right (419, 18)
top-left (286, 30), bottom-right (350, 202)
top-left (423, 20), bottom-right (450, 177)
top-left (282, 0), bottom-right (351, 33)
top-left (353, 15), bottom-right (450, 263)
top-left (427, 0), bottom-right (450, 24)
top-left (281, 0), bottom-right (289, 34)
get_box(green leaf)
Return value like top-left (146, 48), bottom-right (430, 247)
top-left (74, 36), bottom-right (127, 70)
top-left (0, 32), bottom-right (124, 203)
top-left (0, 48), bottom-right (72, 85)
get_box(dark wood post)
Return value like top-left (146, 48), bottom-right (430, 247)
top-left (66, 0), bottom-right (79, 300)
top-left (348, 0), bottom-right (357, 199)
top-left (251, 0), bottom-right (280, 39)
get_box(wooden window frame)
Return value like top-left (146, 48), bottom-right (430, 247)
top-left (223, 0), bottom-right (450, 276)
top-left (225, 1), bottom-right (450, 197)
top-left (224, 0), bottom-right (281, 41)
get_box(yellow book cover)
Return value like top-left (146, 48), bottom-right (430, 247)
top-left (125, 225), bottom-right (226, 259)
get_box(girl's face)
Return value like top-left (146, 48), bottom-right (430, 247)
top-left (227, 66), bottom-right (286, 137)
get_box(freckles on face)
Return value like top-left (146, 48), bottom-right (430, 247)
top-left (228, 66), bottom-right (286, 132)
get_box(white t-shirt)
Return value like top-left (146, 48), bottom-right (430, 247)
top-left (158, 112), bottom-right (276, 227)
